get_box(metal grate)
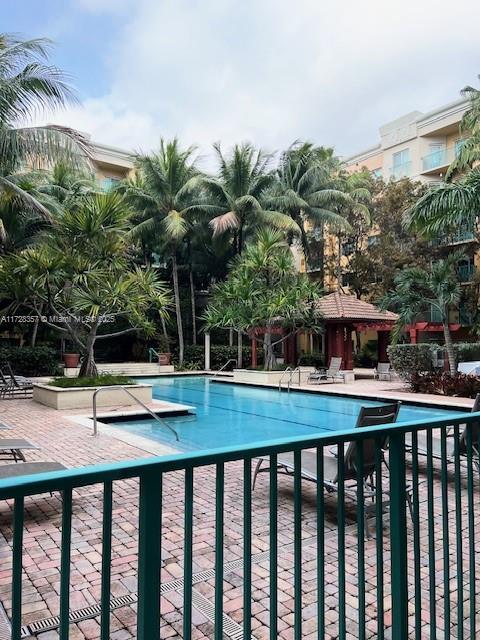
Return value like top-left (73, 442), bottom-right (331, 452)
top-left (0, 603), bottom-right (11, 640)
top-left (191, 590), bottom-right (250, 640)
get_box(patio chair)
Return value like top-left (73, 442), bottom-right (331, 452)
top-left (0, 438), bottom-right (40, 462)
top-left (252, 402), bottom-right (411, 537)
top-left (6, 363), bottom-right (33, 387)
top-left (307, 357), bottom-right (344, 384)
top-left (373, 362), bottom-right (393, 381)
top-left (406, 393), bottom-right (480, 471)
top-left (0, 367), bottom-right (33, 397)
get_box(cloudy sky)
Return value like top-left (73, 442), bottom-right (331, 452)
top-left (4, 0), bottom-right (480, 165)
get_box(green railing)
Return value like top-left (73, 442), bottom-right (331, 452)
top-left (458, 262), bottom-right (475, 282)
top-left (1, 412), bottom-right (479, 639)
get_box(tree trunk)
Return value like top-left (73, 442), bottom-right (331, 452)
top-left (78, 329), bottom-right (98, 377)
top-left (189, 268), bottom-right (197, 346)
top-left (161, 315), bottom-right (170, 350)
top-left (172, 252), bottom-right (184, 366)
top-left (336, 235), bottom-right (342, 290)
top-left (443, 322), bottom-right (457, 374)
top-left (30, 318), bottom-right (40, 347)
top-left (263, 329), bottom-right (276, 371)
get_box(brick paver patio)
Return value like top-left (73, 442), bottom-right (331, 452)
top-left (0, 393), bottom-right (479, 639)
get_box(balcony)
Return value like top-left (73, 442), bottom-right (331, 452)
top-left (1, 412), bottom-right (479, 640)
top-left (390, 160), bottom-right (412, 179)
top-left (458, 261), bottom-right (475, 282)
top-left (421, 146), bottom-right (455, 174)
top-left (430, 223), bottom-right (476, 246)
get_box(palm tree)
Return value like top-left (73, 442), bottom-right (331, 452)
top-left (0, 34), bottom-right (89, 226)
top-left (267, 142), bottom-right (352, 274)
top-left (123, 139), bottom-right (202, 366)
top-left (405, 168), bottom-right (480, 237)
top-left (383, 253), bottom-right (463, 373)
top-left (201, 142), bottom-right (299, 255)
top-left (446, 77), bottom-right (480, 179)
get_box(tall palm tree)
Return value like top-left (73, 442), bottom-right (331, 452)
top-left (0, 34), bottom-right (89, 229)
top-left (382, 252), bottom-right (463, 373)
top-left (201, 142), bottom-right (299, 255)
top-left (267, 142), bottom-right (352, 274)
top-left (123, 139), bottom-right (202, 366)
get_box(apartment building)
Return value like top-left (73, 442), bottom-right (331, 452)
top-left (88, 138), bottom-right (135, 189)
top-left (344, 97), bottom-right (469, 183)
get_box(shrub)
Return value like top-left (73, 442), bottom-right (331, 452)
top-left (0, 345), bottom-right (60, 376)
top-left (409, 371), bottom-right (480, 398)
top-left (176, 345), bottom-right (262, 370)
top-left (50, 375), bottom-right (134, 388)
top-left (452, 343), bottom-right (480, 363)
top-left (297, 352), bottom-right (326, 368)
top-left (387, 343), bottom-right (439, 380)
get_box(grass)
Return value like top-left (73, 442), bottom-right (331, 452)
top-left (50, 374), bottom-right (135, 388)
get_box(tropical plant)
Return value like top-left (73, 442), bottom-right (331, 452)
top-left (123, 139), bottom-right (201, 366)
top-left (382, 253), bottom-right (464, 373)
top-left (446, 77), bottom-right (480, 178)
top-left (267, 141), bottom-right (352, 273)
top-left (0, 192), bottom-right (172, 376)
top-left (204, 229), bottom-right (322, 370)
top-left (201, 142), bottom-right (299, 255)
top-left (0, 34), bottom-right (89, 237)
top-left (404, 168), bottom-right (480, 237)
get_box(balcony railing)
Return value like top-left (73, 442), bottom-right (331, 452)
top-left (421, 146), bottom-right (456, 172)
top-left (1, 412), bottom-right (479, 640)
top-left (430, 224), bottom-right (476, 246)
top-left (390, 161), bottom-right (412, 179)
top-left (458, 262), bottom-right (476, 282)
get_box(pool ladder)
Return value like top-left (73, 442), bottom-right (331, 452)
top-left (91, 385), bottom-right (179, 441)
top-left (211, 359), bottom-right (237, 379)
top-left (278, 366), bottom-right (301, 392)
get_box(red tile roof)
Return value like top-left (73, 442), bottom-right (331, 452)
top-left (316, 292), bottom-right (398, 322)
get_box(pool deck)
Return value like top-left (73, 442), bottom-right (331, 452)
top-left (0, 379), bottom-right (478, 639)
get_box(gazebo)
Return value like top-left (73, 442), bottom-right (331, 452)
top-left (315, 292), bottom-right (398, 374)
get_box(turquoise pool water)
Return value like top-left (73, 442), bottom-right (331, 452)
top-left (109, 376), bottom-right (461, 452)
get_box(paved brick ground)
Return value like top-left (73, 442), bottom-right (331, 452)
top-left (0, 396), bottom-right (479, 639)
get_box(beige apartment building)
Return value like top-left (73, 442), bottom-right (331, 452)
top-left (344, 97), bottom-right (469, 183)
top-left (88, 138), bottom-right (135, 189)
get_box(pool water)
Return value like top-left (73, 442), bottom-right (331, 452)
top-left (110, 376), bottom-right (460, 452)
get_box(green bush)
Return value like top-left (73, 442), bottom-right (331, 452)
top-left (176, 345), bottom-right (262, 370)
top-left (387, 344), bottom-right (439, 380)
top-left (0, 345), bottom-right (60, 376)
top-left (452, 343), bottom-right (480, 362)
top-left (50, 375), bottom-right (134, 388)
top-left (409, 371), bottom-right (480, 398)
top-left (297, 352), bottom-right (326, 368)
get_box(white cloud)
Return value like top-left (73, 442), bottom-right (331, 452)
top-left (53, 0), bottom-right (480, 164)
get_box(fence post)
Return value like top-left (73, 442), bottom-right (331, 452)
top-left (389, 431), bottom-right (408, 640)
top-left (137, 472), bottom-right (162, 640)
top-left (205, 333), bottom-right (211, 371)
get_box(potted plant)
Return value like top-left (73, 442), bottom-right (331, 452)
top-left (157, 335), bottom-right (172, 366)
top-left (63, 352), bottom-right (80, 368)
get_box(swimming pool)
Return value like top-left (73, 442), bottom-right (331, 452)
top-left (107, 376), bottom-right (461, 452)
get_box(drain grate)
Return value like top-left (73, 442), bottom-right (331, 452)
top-left (0, 603), bottom-right (11, 640)
top-left (19, 542), bottom-right (300, 637)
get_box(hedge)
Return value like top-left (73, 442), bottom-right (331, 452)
top-left (175, 345), bottom-right (263, 370)
top-left (0, 345), bottom-right (60, 376)
top-left (452, 343), bottom-right (480, 362)
top-left (387, 344), bottom-right (439, 379)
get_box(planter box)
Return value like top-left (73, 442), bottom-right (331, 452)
top-left (233, 369), bottom-right (291, 385)
top-left (33, 383), bottom-right (153, 410)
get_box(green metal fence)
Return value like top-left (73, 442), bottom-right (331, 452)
top-left (0, 411), bottom-right (479, 639)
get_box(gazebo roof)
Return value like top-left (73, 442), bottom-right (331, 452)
top-left (316, 292), bottom-right (398, 323)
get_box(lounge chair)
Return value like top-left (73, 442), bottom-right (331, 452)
top-left (406, 393), bottom-right (480, 470)
top-left (307, 357), bottom-right (344, 384)
top-left (253, 402), bottom-right (409, 537)
top-left (6, 363), bottom-right (33, 387)
top-left (0, 370), bottom-right (14, 398)
top-left (0, 461), bottom-right (66, 479)
top-left (373, 362), bottom-right (393, 381)
top-left (0, 367), bottom-right (33, 397)
top-left (0, 439), bottom-right (40, 462)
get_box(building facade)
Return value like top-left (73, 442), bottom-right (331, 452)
top-left (88, 139), bottom-right (135, 189)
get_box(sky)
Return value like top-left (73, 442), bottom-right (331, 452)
top-left (3, 0), bottom-right (480, 167)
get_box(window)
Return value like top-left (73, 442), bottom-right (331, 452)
top-left (392, 149), bottom-right (411, 178)
top-left (342, 241), bottom-right (354, 256)
top-left (367, 235), bottom-right (379, 247)
top-left (371, 168), bottom-right (382, 178)
top-left (341, 272), bottom-right (353, 287)
top-left (102, 177), bottom-right (120, 192)
top-left (455, 138), bottom-right (465, 157)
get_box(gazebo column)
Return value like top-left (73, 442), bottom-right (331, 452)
top-left (378, 330), bottom-right (390, 363)
top-left (328, 323), bottom-right (346, 368)
top-left (343, 326), bottom-right (354, 370)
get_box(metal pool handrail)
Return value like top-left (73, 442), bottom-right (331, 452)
top-left (91, 385), bottom-right (179, 441)
top-left (211, 359), bottom-right (237, 378)
top-left (278, 367), bottom-right (293, 390)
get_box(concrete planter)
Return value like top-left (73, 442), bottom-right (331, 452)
top-left (232, 369), bottom-right (290, 385)
top-left (33, 383), bottom-right (153, 410)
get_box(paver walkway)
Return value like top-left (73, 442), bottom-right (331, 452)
top-left (0, 394), bottom-right (479, 639)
